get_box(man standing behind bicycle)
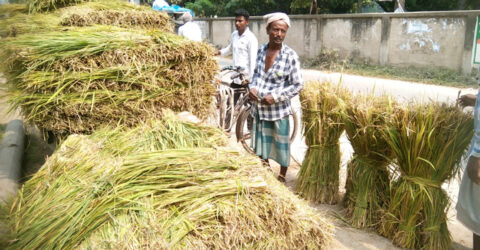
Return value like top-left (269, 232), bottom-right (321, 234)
top-left (215, 9), bottom-right (258, 80)
top-left (248, 13), bottom-right (304, 183)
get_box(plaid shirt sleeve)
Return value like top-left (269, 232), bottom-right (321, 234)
top-left (271, 51), bottom-right (303, 103)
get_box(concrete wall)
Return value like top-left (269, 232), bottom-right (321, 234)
top-left (198, 11), bottom-right (480, 74)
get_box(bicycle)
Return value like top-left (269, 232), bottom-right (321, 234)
top-left (214, 65), bottom-right (299, 154)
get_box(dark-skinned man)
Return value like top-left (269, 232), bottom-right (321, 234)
top-left (215, 9), bottom-right (258, 130)
top-left (248, 13), bottom-right (304, 183)
top-left (215, 9), bottom-right (258, 78)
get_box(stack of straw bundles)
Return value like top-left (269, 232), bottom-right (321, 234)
top-left (28, 0), bottom-right (90, 13)
top-left (1, 114), bottom-right (333, 249)
top-left (1, 26), bottom-right (217, 136)
top-left (0, 1), bottom-right (173, 38)
top-left (342, 94), bottom-right (395, 228)
top-left (297, 81), bottom-right (351, 204)
top-left (380, 102), bottom-right (473, 249)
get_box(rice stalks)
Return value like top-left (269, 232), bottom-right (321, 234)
top-left (0, 1), bottom-right (172, 38)
top-left (27, 0), bottom-right (89, 13)
top-left (342, 94), bottom-right (395, 228)
top-left (379, 102), bottom-right (473, 249)
top-left (1, 27), bottom-right (218, 136)
top-left (1, 123), bottom-right (333, 249)
top-left (296, 81), bottom-right (351, 204)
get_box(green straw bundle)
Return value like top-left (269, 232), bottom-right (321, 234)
top-left (27, 0), bottom-right (89, 13)
top-left (1, 120), bottom-right (333, 249)
top-left (1, 27), bottom-right (217, 136)
top-left (296, 81), bottom-right (351, 204)
top-left (379, 102), bottom-right (473, 249)
top-left (0, 0), bottom-right (172, 38)
top-left (342, 94), bottom-right (395, 228)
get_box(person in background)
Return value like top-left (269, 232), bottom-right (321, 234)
top-left (457, 87), bottom-right (480, 250)
top-left (177, 12), bottom-right (202, 42)
top-left (248, 12), bottom-right (303, 183)
top-left (215, 9), bottom-right (258, 79)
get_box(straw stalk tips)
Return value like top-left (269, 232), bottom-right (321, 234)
top-left (296, 81), bottom-right (351, 204)
top-left (343, 95), bottom-right (395, 229)
top-left (1, 118), bottom-right (333, 249)
top-left (379, 102), bottom-right (473, 249)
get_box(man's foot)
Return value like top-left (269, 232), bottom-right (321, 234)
top-left (277, 174), bottom-right (286, 183)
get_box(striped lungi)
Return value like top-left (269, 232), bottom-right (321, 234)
top-left (252, 113), bottom-right (290, 167)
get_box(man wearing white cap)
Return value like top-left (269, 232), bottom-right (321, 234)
top-left (249, 12), bottom-right (304, 183)
top-left (177, 12), bottom-right (202, 42)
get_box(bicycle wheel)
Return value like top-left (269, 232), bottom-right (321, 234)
top-left (236, 106), bottom-right (298, 155)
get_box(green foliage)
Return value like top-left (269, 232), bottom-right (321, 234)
top-left (186, 0), bottom-right (217, 17)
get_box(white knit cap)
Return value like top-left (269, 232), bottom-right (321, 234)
top-left (263, 12), bottom-right (290, 27)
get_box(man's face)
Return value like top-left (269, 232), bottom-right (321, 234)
top-left (235, 16), bottom-right (249, 34)
top-left (267, 21), bottom-right (288, 46)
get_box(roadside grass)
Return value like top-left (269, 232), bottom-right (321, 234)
top-left (302, 49), bottom-right (477, 88)
top-left (343, 63), bottom-right (477, 88)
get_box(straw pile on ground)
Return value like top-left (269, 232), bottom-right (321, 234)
top-left (296, 81), bottom-right (351, 204)
top-left (0, 114), bottom-right (333, 249)
top-left (342, 95), bottom-right (395, 228)
top-left (28, 0), bottom-right (90, 13)
top-left (0, 0), bottom-right (172, 37)
top-left (379, 102), bottom-right (473, 249)
top-left (1, 25), bottom-right (217, 136)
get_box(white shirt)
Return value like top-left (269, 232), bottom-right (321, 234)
top-left (153, 0), bottom-right (169, 8)
top-left (219, 27), bottom-right (258, 78)
top-left (178, 22), bottom-right (202, 42)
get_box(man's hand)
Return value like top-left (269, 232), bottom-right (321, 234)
top-left (457, 94), bottom-right (476, 108)
top-left (249, 88), bottom-right (259, 102)
top-left (261, 94), bottom-right (275, 105)
top-left (214, 50), bottom-right (221, 56)
top-left (467, 156), bottom-right (480, 185)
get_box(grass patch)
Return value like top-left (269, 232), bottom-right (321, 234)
top-left (302, 49), bottom-right (477, 88)
top-left (0, 124), bottom-right (6, 141)
top-left (344, 63), bottom-right (477, 88)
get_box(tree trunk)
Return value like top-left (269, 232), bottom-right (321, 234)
top-left (309, 0), bottom-right (318, 14)
top-left (394, 0), bottom-right (405, 10)
top-left (457, 0), bottom-right (466, 10)
top-left (358, 0), bottom-right (362, 13)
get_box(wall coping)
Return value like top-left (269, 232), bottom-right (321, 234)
top-left (197, 10), bottom-right (480, 21)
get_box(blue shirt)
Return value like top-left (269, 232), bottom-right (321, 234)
top-left (250, 43), bottom-right (303, 121)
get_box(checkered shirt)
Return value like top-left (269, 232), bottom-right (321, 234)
top-left (249, 43), bottom-right (304, 121)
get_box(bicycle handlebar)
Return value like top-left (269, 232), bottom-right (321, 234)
top-left (221, 65), bottom-right (245, 72)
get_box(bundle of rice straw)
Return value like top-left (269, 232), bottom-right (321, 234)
top-left (0, 115), bottom-right (333, 249)
top-left (296, 81), bottom-right (351, 204)
top-left (28, 0), bottom-right (89, 13)
top-left (379, 102), bottom-right (473, 249)
top-left (0, 0), bottom-right (172, 37)
top-left (1, 26), bottom-right (217, 136)
top-left (342, 94), bottom-right (395, 228)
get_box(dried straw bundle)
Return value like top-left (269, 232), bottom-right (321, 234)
top-left (88, 109), bottom-right (230, 156)
top-left (27, 0), bottom-right (89, 13)
top-left (296, 81), bottom-right (351, 204)
top-left (379, 103), bottom-right (473, 249)
top-left (0, 1), bottom-right (172, 37)
top-left (2, 27), bottom-right (217, 136)
top-left (1, 121), bottom-right (333, 249)
top-left (342, 94), bottom-right (395, 228)
top-left (60, 8), bottom-right (173, 31)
